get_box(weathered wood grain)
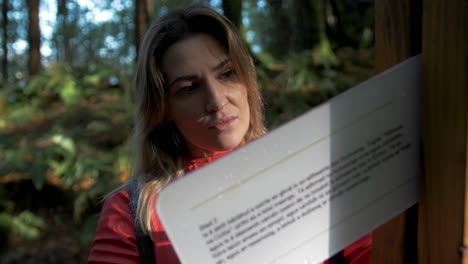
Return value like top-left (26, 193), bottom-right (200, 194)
top-left (419, 0), bottom-right (468, 263)
top-left (373, 0), bottom-right (421, 263)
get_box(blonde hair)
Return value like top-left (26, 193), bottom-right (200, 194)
top-left (131, 4), bottom-right (265, 236)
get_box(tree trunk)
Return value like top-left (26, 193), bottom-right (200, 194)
top-left (135, 0), bottom-right (152, 59)
top-left (328, 0), bottom-right (353, 47)
top-left (312, 0), bottom-right (338, 66)
top-left (2, 0), bottom-right (8, 82)
top-left (266, 0), bottom-right (291, 59)
top-left (222, 0), bottom-right (242, 29)
top-left (289, 0), bottom-right (317, 51)
top-left (56, 0), bottom-right (71, 62)
top-left (145, 0), bottom-right (154, 20)
top-left (328, 0), bottom-right (371, 48)
top-left (27, 0), bottom-right (41, 77)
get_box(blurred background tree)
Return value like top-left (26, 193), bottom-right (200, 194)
top-left (0, 0), bottom-right (374, 263)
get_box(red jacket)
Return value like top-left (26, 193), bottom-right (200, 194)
top-left (88, 153), bottom-right (372, 263)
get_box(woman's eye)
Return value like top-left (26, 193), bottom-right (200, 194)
top-left (219, 69), bottom-right (236, 80)
top-left (175, 84), bottom-right (197, 96)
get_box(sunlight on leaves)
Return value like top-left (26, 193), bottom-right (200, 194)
top-left (0, 211), bottom-right (46, 241)
top-left (60, 79), bottom-right (80, 106)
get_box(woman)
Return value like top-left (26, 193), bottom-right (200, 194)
top-left (88, 4), bottom-right (371, 264)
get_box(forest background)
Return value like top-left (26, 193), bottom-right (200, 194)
top-left (0, 0), bottom-right (374, 263)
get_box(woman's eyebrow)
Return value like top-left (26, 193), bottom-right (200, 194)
top-left (168, 75), bottom-right (196, 88)
top-left (168, 58), bottom-right (232, 88)
top-left (211, 58), bottom-right (231, 71)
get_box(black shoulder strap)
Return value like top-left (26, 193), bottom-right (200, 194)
top-left (327, 250), bottom-right (345, 264)
top-left (128, 179), bottom-right (156, 264)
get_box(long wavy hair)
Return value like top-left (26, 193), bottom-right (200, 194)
top-left (131, 5), bottom-right (266, 236)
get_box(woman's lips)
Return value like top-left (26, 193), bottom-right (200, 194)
top-left (209, 116), bottom-right (237, 130)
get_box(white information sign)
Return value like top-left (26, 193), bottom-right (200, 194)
top-left (157, 56), bottom-right (421, 264)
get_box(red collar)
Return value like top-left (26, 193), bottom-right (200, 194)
top-left (185, 150), bottom-right (233, 172)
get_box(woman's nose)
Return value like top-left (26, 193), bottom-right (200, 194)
top-left (205, 79), bottom-right (228, 113)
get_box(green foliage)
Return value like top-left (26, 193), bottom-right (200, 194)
top-left (313, 39), bottom-right (339, 68)
top-left (276, 50), bottom-right (321, 92)
top-left (31, 153), bottom-right (48, 190)
top-left (0, 100), bottom-right (38, 129)
top-left (24, 62), bottom-right (81, 106)
top-left (244, 1), bottom-right (292, 59)
top-left (0, 211), bottom-right (46, 241)
top-left (0, 183), bottom-right (46, 250)
top-left (0, 61), bottom-right (133, 256)
top-left (47, 134), bottom-right (77, 179)
top-left (79, 214), bottom-right (99, 246)
top-left (262, 47), bottom-right (374, 129)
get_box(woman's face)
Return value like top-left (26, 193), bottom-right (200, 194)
top-left (162, 34), bottom-right (250, 157)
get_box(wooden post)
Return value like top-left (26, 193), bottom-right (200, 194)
top-left (373, 0), bottom-right (421, 263)
top-left (418, 0), bottom-right (468, 263)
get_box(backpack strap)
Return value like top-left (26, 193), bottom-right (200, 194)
top-left (327, 250), bottom-right (345, 264)
top-left (128, 179), bottom-right (156, 264)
